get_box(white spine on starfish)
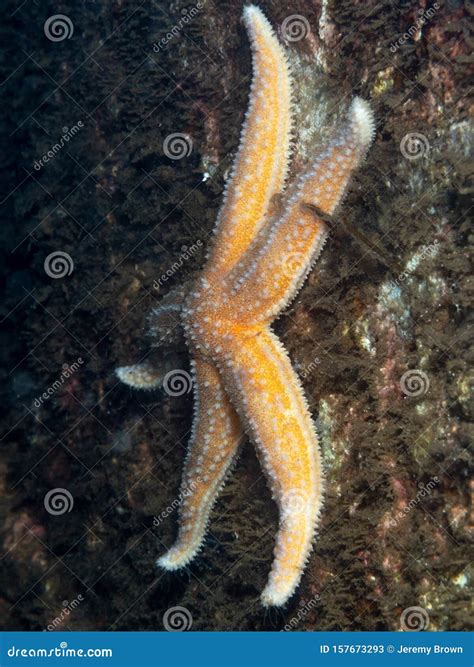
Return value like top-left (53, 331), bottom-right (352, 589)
top-left (157, 358), bottom-right (243, 570)
top-left (229, 97), bottom-right (375, 323)
top-left (205, 4), bottom-right (293, 277)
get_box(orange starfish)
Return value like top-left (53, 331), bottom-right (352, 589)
top-left (116, 4), bottom-right (374, 607)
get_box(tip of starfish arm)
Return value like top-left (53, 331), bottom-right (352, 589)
top-left (261, 581), bottom-right (296, 608)
top-left (350, 97), bottom-right (375, 150)
top-left (156, 552), bottom-right (187, 571)
top-left (242, 4), bottom-right (262, 21)
top-left (115, 363), bottom-right (162, 390)
top-left (242, 4), bottom-right (272, 34)
top-left (156, 536), bottom-right (207, 571)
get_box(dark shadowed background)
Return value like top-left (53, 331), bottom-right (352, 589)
top-left (1, 0), bottom-right (472, 631)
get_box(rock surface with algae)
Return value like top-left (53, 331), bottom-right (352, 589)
top-left (0, 0), bottom-right (471, 631)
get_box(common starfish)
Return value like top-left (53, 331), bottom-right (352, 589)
top-left (116, 5), bottom-right (374, 607)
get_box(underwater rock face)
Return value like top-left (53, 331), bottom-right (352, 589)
top-left (1, 0), bottom-right (472, 632)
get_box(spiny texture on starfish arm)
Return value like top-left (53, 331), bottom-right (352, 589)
top-left (116, 4), bottom-right (375, 607)
top-left (205, 4), bottom-right (293, 277)
top-left (157, 359), bottom-right (243, 569)
top-left (230, 97), bottom-right (375, 324)
top-left (218, 328), bottom-right (325, 606)
top-left (115, 362), bottom-right (163, 390)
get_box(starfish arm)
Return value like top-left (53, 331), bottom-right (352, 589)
top-left (204, 4), bottom-right (293, 279)
top-left (229, 98), bottom-right (375, 323)
top-left (115, 361), bottom-right (164, 390)
top-left (157, 357), bottom-right (243, 570)
top-left (147, 281), bottom-right (190, 347)
top-left (219, 327), bottom-right (324, 607)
